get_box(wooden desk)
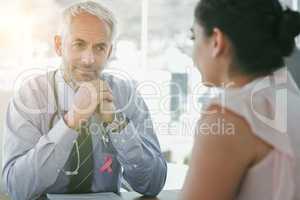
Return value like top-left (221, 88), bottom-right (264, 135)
top-left (121, 190), bottom-right (181, 200)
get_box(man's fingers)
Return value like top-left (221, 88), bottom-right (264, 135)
top-left (77, 79), bottom-right (113, 105)
top-left (98, 91), bottom-right (113, 102)
top-left (99, 80), bottom-right (112, 93)
top-left (88, 79), bottom-right (112, 94)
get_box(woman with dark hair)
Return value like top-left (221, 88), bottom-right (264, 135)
top-left (182, 0), bottom-right (300, 199)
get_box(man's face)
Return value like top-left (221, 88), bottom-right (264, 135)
top-left (55, 12), bottom-right (112, 83)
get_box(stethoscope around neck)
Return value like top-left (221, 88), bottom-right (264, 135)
top-left (49, 70), bottom-right (80, 176)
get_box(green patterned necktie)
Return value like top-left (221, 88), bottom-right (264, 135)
top-left (66, 123), bottom-right (94, 194)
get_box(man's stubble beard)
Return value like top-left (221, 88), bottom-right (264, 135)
top-left (61, 60), bottom-right (105, 90)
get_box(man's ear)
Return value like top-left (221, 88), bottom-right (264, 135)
top-left (211, 28), bottom-right (226, 58)
top-left (54, 35), bottom-right (63, 57)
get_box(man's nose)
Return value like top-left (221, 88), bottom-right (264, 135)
top-left (80, 49), bottom-right (96, 65)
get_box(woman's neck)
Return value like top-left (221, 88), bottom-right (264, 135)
top-left (221, 73), bottom-right (257, 89)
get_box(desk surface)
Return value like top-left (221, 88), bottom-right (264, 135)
top-left (121, 190), bottom-right (181, 200)
top-left (0, 190), bottom-right (181, 200)
top-left (46, 190), bottom-right (181, 200)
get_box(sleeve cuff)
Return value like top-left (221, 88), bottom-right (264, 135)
top-left (47, 118), bottom-right (79, 152)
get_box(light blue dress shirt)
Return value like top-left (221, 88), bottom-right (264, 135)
top-left (2, 70), bottom-right (167, 200)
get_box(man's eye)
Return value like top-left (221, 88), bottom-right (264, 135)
top-left (190, 35), bottom-right (196, 41)
top-left (95, 45), bottom-right (105, 52)
top-left (73, 43), bottom-right (85, 48)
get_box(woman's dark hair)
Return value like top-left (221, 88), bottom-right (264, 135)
top-left (195, 0), bottom-right (300, 76)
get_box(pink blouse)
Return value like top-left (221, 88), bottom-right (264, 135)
top-left (206, 68), bottom-right (299, 200)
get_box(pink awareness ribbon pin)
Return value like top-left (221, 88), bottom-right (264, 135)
top-left (99, 155), bottom-right (113, 174)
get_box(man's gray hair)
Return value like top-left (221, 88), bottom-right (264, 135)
top-left (59, 1), bottom-right (117, 41)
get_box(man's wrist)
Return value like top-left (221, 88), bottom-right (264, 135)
top-left (97, 103), bottom-right (115, 123)
top-left (63, 112), bottom-right (84, 130)
top-left (63, 113), bottom-right (76, 129)
top-left (103, 112), bottom-right (129, 133)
